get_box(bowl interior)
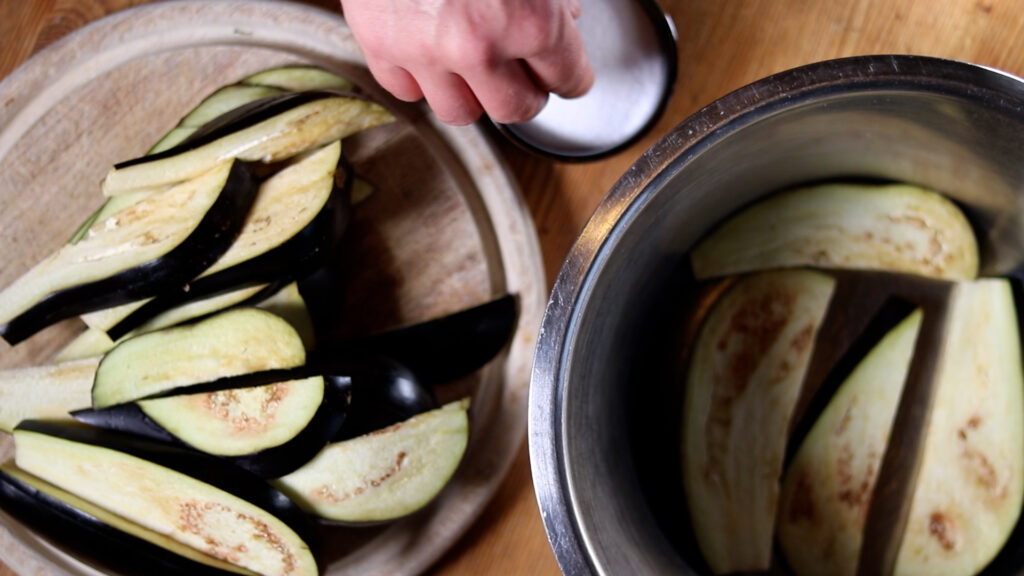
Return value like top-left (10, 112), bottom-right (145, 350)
top-left (542, 56), bottom-right (1024, 574)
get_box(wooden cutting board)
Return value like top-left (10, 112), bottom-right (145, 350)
top-left (0, 2), bottom-right (546, 575)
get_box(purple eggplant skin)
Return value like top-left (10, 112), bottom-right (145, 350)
top-left (0, 160), bottom-right (258, 345)
top-left (14, 419), bottom-right (323, 559)
top-left (0, 468), bottom-right (242, 576)
top-left (328, 355), bottom-right (438, 441)
top-left (322, 294), bottom-right (520, 386)
top-left (116, 90), bottom-right (369, 168)
top-left (72, 374), bottom-right (352, 479)
top-left (71, 403), bottom-right (178, 445)
top-left (105, 155), bottom-right (353, 341)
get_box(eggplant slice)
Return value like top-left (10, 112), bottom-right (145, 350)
top-left (240, 66), bottom-right (355, 92)
top-left (0, 160), bottom-right (257, 344)
top-left (92, 307), bottom-right (308, 408)
top-left (96, 141), bottom-right (352, 340)
top-left (0, 465), bottom-right (253, 576)
top-left (60, 284), bottom-right (272, 360)
top-left (318, 294), bottom-right (519, 386)
top-left (778, 309), bottom-right (922, 576)
top-left (0, 357), bottom-right (98, 432)
top-left (689, 182), bottom-right (979, 282)
top-left (893, 279), bottom-right (1024, 575)
top-left (330, 355), bottom-right (438, 441)
top-left (102, 90), bottom-right (394, 196)
top-left (13, 421), bottom-right (321, 576)
top-left (90, 308), bottom-right (330, 467)
top-left (177, 85), bottom-right (285, 131)
top-left (273, 399), bottom-right (470, 524)
top-left (70, 65), bottom-right (351, 243)
top-left (682, 269), bottom-right (835, 574)
top-left (74, 372), bottom-right (351, 479)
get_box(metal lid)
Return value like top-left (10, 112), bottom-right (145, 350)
top-left (497, 0), bottom-right (677, 161)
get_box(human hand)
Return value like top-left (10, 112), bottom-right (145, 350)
top-left (339, 0), bottom-right (595, 125)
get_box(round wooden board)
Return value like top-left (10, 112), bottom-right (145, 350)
top-left (0, 1), bottom-right (546, 575)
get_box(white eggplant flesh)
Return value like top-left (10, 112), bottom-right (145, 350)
top-left (59, 284), bottom-right (268, 361)
top-left (80, 140), bottom-right (341, 333)
top-left (682, 269), bottom-right (835, 574)
top-left (0, 358), bottom-right (98, 432)
top-left (690, 183), bottom-right (979, 281)
top-left (61, 280), bottom-right (313, 362)
top-left (13, 428), bottom-right (318, 576)
top-left (199, 140), bottom-right (340, 278)
top-left (148, 127), bottom-right (196, 155)
top-left (0, 162), bottom-right (238, 330)
top-left (102, 95), bottom-right (392, 196)
top-left (274, 399), bottom-right (470, 523)
top-left (894, 279), bottom-right (1024, 576)
top-left (777, 309), bottom-right (922, 576)
top-left (257, 282), bottom-right (316, 351)
top-left (241, 66), bottom-right (355, 92)
top-left (177, 85), bottom-right (284, 129)
top-left (138, 375), bottom-right (325, 457)
top-left (91, 307), bottom-right (306, 408)
top-left (0, 464), bottom-right (254, 575)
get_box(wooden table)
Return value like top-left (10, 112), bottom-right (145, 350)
top-left (3, 0), bottom-right (1024, 574)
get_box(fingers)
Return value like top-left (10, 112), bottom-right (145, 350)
top-left (343, 0), bottom-right (594, 125)
top-left (521, 23), bottom-right (594, 100)
top-left (499, 1), bottom-right (594, 101)
top-left (363, 56), bottom-right (423, 103)
top-left (414, 71), bottom-right (484, 125)
top-left (459, 59), bottom-right (548, 124)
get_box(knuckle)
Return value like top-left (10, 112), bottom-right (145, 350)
top-left (488, 93), bottom-right (546, 124)
top-left (511, 11), bottom-right (561, 55)
top-left (439, 30), bottom-right (495, 71)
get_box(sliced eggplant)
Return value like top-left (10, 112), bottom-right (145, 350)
top-left (257, 282), bottom-right (317, 351)
top-left (0, 465), bottom-right (253, 575)
top-left (74, 372), bottom-right (350, 478)
top-left (778, 309), bottom-right (922, 576)
top-left (197, 143), bottom-right (343, 282)
top-left (52, 326), bottom-right (118, 362)
top-left (65, 279), bottom-right (315, 360)
top-left (69, 71), bottom-right (302, 244)
top-left (69, 190), bottom-right (152, 245)
top-left (690, 182), bottom-right (979, 282)
top-left (71, 403), bottom-right (178, 445)
top-left (137, 375), bottom-right (326, 458)
top-left (13, 420), bottom-right (321, 576)
top-left (241, 66), bottom-right (355, 92)
top-left (0, 160), bottom-right (257, 344)
top-left (321, 294), bottom-right (519, 385)
top-left (894, 279), bottom-right (1024, 575)
top-left (331, 355), bottom-right (437, 440)
top-left (148, 126), bottom-right (198, 155)
top-left (102, 90), bottom-right (393, 196)
top-left (681, 269), bottom-right (835, 574)
top-left (89, 307), bottom-right (349, 474)
top-left (89, 141), bottom-right (351, 341)
top-left (59, 284), bottom-right (270, 361)
top-left (0, 358), bottom-right (98, 432)
top-left (273, 399), bottom-right (469, 524)
top-left (92, 307), bottom-right (307, 407)
top-left (178, 85), bottom-right (285, 130)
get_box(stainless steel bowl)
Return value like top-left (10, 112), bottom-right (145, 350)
top-left (528, 55), bottom-right (1024, 575)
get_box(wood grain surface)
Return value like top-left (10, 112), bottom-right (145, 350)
top-left (4, 0), bottom-right (1024, 575)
